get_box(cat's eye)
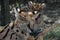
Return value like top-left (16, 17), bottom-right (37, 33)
top-left (28, 12), bottom-right (34, 17)
top-left (17, 8), bottom-right (20, 12)
top-left (20, 12), bottom-right (26, 17)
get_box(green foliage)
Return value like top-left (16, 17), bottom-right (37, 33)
top-left (44, 24), bottom-right (60, 40)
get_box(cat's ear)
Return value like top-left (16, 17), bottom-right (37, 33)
top-left (28, 1), bottom-right (33, 5)
top-left (42, 3), bottom-right (46, 8)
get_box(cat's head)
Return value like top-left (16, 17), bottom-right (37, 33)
top-left (10, 2), bottom-right (46, 22)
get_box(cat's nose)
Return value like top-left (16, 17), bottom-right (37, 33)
top-left (30, 29), bottom-right (42, 37)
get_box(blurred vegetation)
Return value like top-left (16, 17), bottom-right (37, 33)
top-left (44, 24), bottom-right (60, 40)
